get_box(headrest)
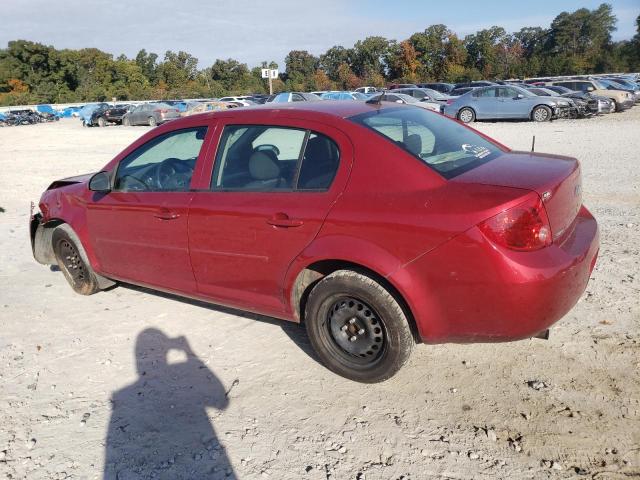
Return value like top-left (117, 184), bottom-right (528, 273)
top-left (249, 151), bottom-right (280, 180)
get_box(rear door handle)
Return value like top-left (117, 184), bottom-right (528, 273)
top-left (154, 208), bottom-right (180, 220)
top-left (267, 212), bottom-right (303, 228)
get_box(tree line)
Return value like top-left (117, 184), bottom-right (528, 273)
top-left (1, 3), bottom-right (638, 106)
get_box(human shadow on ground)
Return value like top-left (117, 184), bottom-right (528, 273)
top-left (119, 283), bottom-right (317, 360)
top-left (104, 328), bottom-right (236, 480)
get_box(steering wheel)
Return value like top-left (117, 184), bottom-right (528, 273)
top-left (155, 158), bottom-right (193, 190)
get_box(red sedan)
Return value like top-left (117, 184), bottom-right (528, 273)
top-left (30, 101), bottom-right (599, 382)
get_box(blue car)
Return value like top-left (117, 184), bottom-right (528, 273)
top-left (443, 85), bottom-right (571, 123)
top-left (36, 104), bottom-right (62, 117)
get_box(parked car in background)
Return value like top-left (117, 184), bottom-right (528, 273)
top-left (454, 81), bottom-right (497, 89)
top-left (393, 87), bottom-right (451, 103)
top-left (88, 104), bottom-right (132, 126)
top-left (36, 104), bottom-right (62, 119)
top-left (30, 101), bottom-right (599, 382)
top-left (444, 85), bottom-right (571, 123)
top-left (416, 83), bottom-right (455, 93)
top-left (542, 85), bottom-right (613, 114)
top-left (367, 92), bottom-right (442, 112)
top-left (122, 103), bottom-right (180, 126)
top-left (218, 96), bottom-right (255, 106)
top-left (525, 87), bottom-right (589, 118)
top-left (79, 103), bottom-right (109, 126)
top-left (387, 83), bottom-right (418, 90)
top-left (449, 87), bottom-right (477, 97)
top-left (247, 94), bottom-right (270, 104)
top-left (266, 92), bottom-right (322, 103)
top-left (550, 79), bottom-right (634, 111)
top-left (181, 101), bottom-right (233, 116)
top-left (595, 78), bottom-right (640, 103)
top-left (355, 86), bottom-right (380, 94)
top-left (320, 91), bottom-right (368, 101)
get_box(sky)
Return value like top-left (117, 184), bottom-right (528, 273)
top-left (2, 0), bottom-right (639, 70)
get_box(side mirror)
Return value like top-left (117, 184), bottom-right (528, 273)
top-left (89, 171), bottom-right (111, 193)
top-left (395, 100), bottom-right (403, 104)
top-left (515, 94), bottom-right (524, 99)
top-left (587, 86), bottom-right (595, 92)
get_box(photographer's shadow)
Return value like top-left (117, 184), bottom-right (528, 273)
top-left (104, 328), bottom-right (235, 479)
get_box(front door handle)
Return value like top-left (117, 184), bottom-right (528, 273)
top-left (154, 208), bottom-right (180, 220)
top-left (267, 212), bottom-right (303, 228)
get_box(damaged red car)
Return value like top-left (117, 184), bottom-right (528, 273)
top-left (31, 101), bottom-right (599, 382)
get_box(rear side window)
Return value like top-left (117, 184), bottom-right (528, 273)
top-left (349, 107), bottom-right (503, 179)
top-left (211, 125), bottom-right (340, 191)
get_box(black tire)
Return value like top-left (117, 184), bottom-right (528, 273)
top-left (457, 107), bottom-right (475, 123)
top-left (97, 116), bottom-right (106, 127)
top-left (532, 105), bottom-right (552, 122)
top-left (52, 226), bottom-right (101, 295)
top-left (612, 100), bottom-right (620, 112)
top-left (148, 116), bottom-right (157, 127)
top-left (305, 270), bottom-right (414, 383)
top-left (123, 116), bottom-right (131, 126)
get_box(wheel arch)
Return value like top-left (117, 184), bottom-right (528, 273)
top-left (288, 258), bottom-right (421, 343)
top-left (530, 103), bottom-right (552, 120)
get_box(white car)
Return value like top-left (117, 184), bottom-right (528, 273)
top-left (355, 86), bottom-right (380, 94)
top-left (218, 96), bottom-right (254, 107)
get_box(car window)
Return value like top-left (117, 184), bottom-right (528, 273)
top-left (297, 133), bottom-right (340, 190)
top-left (211, 126), bottom-right (340, 191)
top-left (212, 126), bottom-right (306, 191)
top-left (350, 107), bottom-right (502, 179)
top-left (291, 93), bottom-right (305, 102)
top-left (475, 88), bottom-right (495, 98)
top-left (114, 127), bottom-right (207, 192)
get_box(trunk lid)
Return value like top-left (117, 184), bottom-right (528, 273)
top-left (453, 152), bottom-right (582, 240)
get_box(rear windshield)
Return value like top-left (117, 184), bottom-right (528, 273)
top-left (349, 107), bottom-right (504, 179)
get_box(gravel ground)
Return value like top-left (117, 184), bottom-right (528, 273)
top-left (0, 110), bottom-right (639, 480)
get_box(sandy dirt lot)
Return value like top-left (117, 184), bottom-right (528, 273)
top-left (0, 109), bottom-right (639, 480)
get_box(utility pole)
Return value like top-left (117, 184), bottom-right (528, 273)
top-left (262, 68), bottom-right (278, 95)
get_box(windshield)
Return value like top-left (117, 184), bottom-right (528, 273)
top-left (349, 107), bottom-right (503, 179)
top-left (591, 79), bottom-right (609, 89)
top-left (422, 88), bottom-right (446, 100)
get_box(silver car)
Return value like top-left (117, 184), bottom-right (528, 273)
top-left (122, 103), bottom-right (181, 127)
top-left (443, 85), bottom-right (571, 123)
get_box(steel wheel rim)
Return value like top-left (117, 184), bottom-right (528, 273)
top-left (534, 108), bottom-right (548, 121)
top-left (325, 296), bottom-right (386, 365)
top-left (59, 240), bottom-right (86, 284)
top-left (459, 109), bottom-right (473, 123)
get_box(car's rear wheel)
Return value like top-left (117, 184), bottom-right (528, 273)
top-left (123, 116), bottom-right (131, 126)
top-left (148, 116), bottom-right (157, 127)
top-left (532, 105), bottom-right (552, 122)
top-left (305, 270), bottom-right (414, 383)
top-left (52, 226), bottom-right (101, 295)
top-left (97, 116), bottom-right (106, 127)
top-left (457, 107), bottom-right (475, 123)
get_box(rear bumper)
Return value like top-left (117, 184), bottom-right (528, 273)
top-left (391, 206), bottom-right (599, 343)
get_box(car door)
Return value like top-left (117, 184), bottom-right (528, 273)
top-left (188, 118), bottom-right (353, 315)
top-left (469, 87), bottom-right (498, 119)
top-left (86, 126), bottom-right (211, 292)
top-left (496, 87), bottom-right (528, 118)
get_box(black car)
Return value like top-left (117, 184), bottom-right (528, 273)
top-left (89, 104), bottom-right (132, 127)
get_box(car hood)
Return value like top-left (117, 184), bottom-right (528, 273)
top-left (46, 173), bottom-right (93, 190)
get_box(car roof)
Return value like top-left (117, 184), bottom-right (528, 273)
top-left (170, 100), bottom-right (389, 124)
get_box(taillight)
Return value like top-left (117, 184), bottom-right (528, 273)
top-left (478, 196), bottom-right (552, 251)
top-left (446, 99), bottom-right (454, 105)
top-left (155, 109), bottom-right (168, 114)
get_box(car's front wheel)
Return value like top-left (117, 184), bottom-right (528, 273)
top-left (52, 226), bottom-right (101, 295)
top-left (532, 105), bottom-right (552, 122)
top-left (305, 270), bottom-right (414, 383)
top-left (457, 107), bottom-right (475, 123)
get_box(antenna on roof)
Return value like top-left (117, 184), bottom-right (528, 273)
top-left (531, 135), bottom-right (536, 152)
